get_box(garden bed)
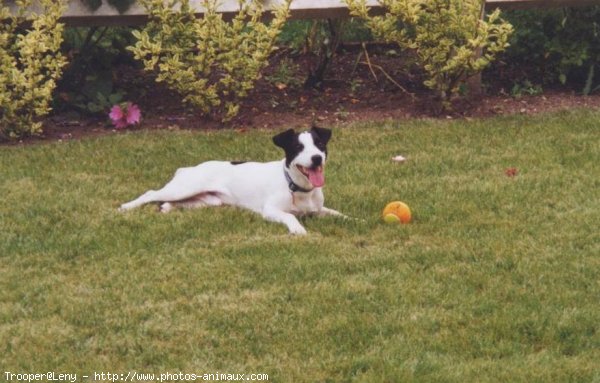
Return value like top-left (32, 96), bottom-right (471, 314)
top-left (15, 48), bottom-right (600, 145)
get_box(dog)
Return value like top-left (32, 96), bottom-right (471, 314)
top-left (119, 126), bottom-right (345, 235)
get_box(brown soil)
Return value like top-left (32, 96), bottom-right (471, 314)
top-left (7, 48), bottom-right (600, 145)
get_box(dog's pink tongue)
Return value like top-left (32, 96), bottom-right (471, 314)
top-left (307, 167), bottom-right (325, 187)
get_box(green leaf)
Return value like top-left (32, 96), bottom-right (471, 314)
top-left (108, 92), bottom-right (124, 105)
top-left (559, 73), bottom-right (567, 85)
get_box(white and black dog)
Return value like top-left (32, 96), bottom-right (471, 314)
top-left (119, 126), bottom-right (345, 235)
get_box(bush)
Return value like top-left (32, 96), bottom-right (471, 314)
top-left (346, 0), bottom-right (513, 108)
top-left (503, 7), bottom-right (600, 94)
top-left (57, 27), bottom-right (136, 116)
top-left (0, 0), bottom-right (67, 139)
top-left (277, 19), bottom-right (372, 89)
top-left (129, 0), bottom-right (291, 121)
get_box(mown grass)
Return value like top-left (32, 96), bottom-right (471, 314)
top-left (1, 110), bottom-right (599, 382)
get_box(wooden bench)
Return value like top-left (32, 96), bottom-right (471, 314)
top-left (41, 0), bottom-right (600, 26)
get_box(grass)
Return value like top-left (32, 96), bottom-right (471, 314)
top-left (1, 110), bottom-right (599, 382)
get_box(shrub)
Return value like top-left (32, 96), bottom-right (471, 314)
top-left (0, 0), bottom-right (67, 139)
top-left (345, 0), bottom-right (513, 108)
top-left (57, 27), bottom-right (136, 116)
top-left (129, 0), bottom-right (291, 121)
top-left (503, 7), bottom-right (600, 94)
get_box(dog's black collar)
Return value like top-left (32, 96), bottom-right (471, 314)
top-left (284, 168), bottom-right (312, 193)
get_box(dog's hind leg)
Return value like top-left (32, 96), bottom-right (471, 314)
top-left (159, 192), bottom-right (223, 213)
top-left (120, 162), bottom-right (231, 212)
top-left (119, 189), bottom-right (160, 211)
top-left (119, 180), bottom-right (203, 212)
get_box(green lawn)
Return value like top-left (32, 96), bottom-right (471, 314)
top-left (1, 110), bottom-right (599, 382)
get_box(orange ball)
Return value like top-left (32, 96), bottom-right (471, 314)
top-left (382, 201), bottom-right (412, 224)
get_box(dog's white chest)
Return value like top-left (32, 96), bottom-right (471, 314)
top-left (290, 190), bottom-right (321, 214)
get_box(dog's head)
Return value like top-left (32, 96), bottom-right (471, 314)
top-left (273, 125), bottom-right (332, 189)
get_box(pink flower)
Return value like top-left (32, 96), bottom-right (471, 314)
top-left (109, 102), bottom-right (141, 129)
top-left (126, 104), bottom-right (141, 125)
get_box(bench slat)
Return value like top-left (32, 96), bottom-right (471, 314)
top-left (9, 0), bottom-right (599, 26)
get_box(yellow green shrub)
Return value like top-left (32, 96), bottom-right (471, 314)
top-left (346, 0), bottom-right (513, 109)
top-left (0, 0), bottom-right (67, 139)
top-left (130, 0), bottom-right (291, 121)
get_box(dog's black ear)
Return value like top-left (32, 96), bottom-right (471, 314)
top-left (272, 129), bottom-right (296, 149)
top-left (311, 125), bottom-right (332, 145)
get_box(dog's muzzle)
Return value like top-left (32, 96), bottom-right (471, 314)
top-left (297, 164), bottom-right (325, 188)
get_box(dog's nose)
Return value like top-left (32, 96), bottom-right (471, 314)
top-left (311, 155), bottom-right (323, 167)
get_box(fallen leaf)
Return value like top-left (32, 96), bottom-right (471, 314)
top-left (392, 155), bottom-right (407, 163)
top-left (505, 167), bottom-right (518, 177)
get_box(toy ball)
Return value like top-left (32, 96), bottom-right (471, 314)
top-left (382, 201), bottom-right (412, 224)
